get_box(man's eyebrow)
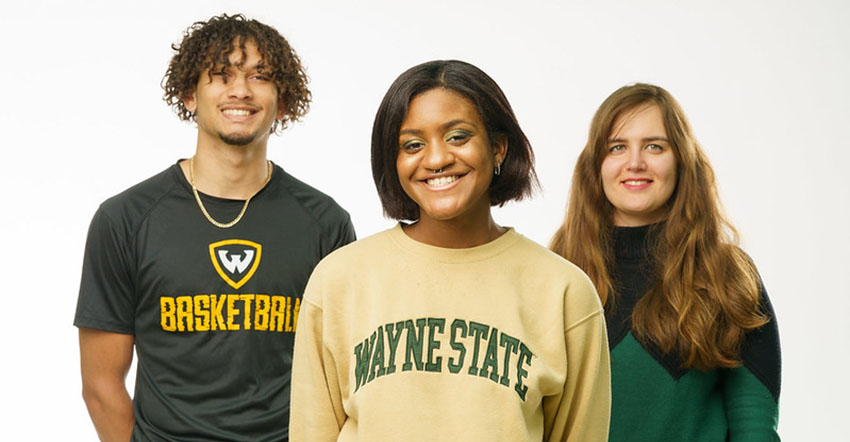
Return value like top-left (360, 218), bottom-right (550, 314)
top-left (212, 59), bottom-right (268, 71)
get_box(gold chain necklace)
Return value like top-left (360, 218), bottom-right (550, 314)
top-left (188, 157), bottom-right (272, 229)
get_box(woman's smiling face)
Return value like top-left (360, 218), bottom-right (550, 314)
top-left (601, 103), bottom-right (678, 226)
top-left (396, 88), bottom-right (505, 224)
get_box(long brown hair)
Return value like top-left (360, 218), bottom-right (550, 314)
top-left (550, 83), bottom-right (767, 370)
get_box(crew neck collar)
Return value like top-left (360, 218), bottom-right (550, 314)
top-left (387, 223), bottom-right (520, 264)
top-left (170, 159), bottom-right (279, 204)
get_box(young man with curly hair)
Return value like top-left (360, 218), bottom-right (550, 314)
top-left (75, 14), bottom-right (354, 441)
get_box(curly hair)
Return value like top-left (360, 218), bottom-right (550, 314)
top-left (550, 83), bottom-right (768, 370)
top-left (162, 13), bottom-right (310, 133)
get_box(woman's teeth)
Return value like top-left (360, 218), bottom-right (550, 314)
top-left (427, 176), bottom-right (458, 186)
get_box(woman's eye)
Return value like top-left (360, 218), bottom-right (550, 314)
top-left (445, 130), bottom-right (471, 144)
top-left (252, 74), bottom-right (270, 81)
top-left (609, 144), bottom-right (626, 153)
top-left (402, 140), bottom-right (425, 151)
top-left (646, 144), bottom-right (663, 151)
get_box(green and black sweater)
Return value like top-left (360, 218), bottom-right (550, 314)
top-left (607, 225), bottom-right (780, 442)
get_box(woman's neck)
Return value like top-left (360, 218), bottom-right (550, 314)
top-left (402, 211), bottom-right (505, 249)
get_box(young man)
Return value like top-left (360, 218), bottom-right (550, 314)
top-left (75, 14), bottom-right (355, 441)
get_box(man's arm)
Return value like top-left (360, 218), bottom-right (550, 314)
top-left (79, 327), bottom-right (135, 442)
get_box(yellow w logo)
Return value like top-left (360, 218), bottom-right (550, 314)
top-left (209, 239), bottom-right (262, 289)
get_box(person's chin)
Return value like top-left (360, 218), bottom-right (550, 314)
top-left (218, 131), bottom-right (257, 146)
top-left (420, 203), bottom-right (465, 222)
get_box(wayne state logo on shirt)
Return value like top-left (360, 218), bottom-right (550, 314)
top-left (209, 239), bottom-right (262, 289)
top-left (159, 238), bottom-right (300, 333)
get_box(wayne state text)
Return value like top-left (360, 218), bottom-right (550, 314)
top-left (160, 294), bottom-right (300, 332)
top-left (354, 318), bottom-right (536, 401)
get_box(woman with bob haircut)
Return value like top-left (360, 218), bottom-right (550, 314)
top-left (290, 60), bottom-right (611, 442)
top-left (550, 83), bottom-right (781, 441)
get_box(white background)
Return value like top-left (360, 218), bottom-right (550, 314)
top-left (2, 0), bottom-right (847, 440)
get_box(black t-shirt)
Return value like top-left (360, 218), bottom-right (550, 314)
top-left (75, 162), bottom-right (355, 441)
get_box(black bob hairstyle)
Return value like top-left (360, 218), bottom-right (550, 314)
top-left (371, 60), bottom-right (538, 221)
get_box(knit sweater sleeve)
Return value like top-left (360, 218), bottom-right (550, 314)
top-left (722, 284), bottom-right (781, 442)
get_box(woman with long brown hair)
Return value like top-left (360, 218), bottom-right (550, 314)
top-left (551, 83), bottom-right (780, 441)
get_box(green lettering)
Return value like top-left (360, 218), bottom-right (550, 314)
top-left (353, 331), bottom-right (377, 392)
top-left (467, 322), bottom-right (490, 376)
top-left (448, 319), bottom-right (468, 374)
top-left (402, 318), bottom-right (426, 372)
top-left (515, 342), bottom-right (532, 401)
top-left (369, 326), bottom-right (386, 381)
top-left (385, 321), bottom-right (404, 375)
top-left (479, 327), bottom-right (500, 382)
top-left (499, 332), bottom-right (520, 387)
top-left (425, 318), bottom-right (445, 372)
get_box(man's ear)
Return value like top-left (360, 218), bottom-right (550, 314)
top-left (276, 99), bottom-right (287, 121)
top-left (183, 91), bottom-right (197, 114)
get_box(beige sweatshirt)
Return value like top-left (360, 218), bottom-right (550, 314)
top-left (290, 225), bottom-right (610, 441)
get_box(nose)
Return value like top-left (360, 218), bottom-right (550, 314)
top-left (422, 140), bottom-right (455, 172)
top-left (626, 146), bottom-right (646, 171)
top-left (227, 73), bottom-right (253, 100)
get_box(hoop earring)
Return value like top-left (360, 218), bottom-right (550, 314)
top-left (494, 162), bottom-right (501, 176)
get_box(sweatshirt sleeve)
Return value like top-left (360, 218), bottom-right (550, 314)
top-left (289, 271), bottom-right (347, 442)
top-left (723, 284), bottom-right (781, 442)
top-left (543, 278), bottom-right (611, 442)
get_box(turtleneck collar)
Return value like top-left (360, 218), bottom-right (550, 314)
top-left (612, 223), bottom-right (662, 262)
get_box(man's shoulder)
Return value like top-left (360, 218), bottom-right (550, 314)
top-left (96, 164), bottom-right (181, 227)
top-left (274, 167), bottom-right (350, 226)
